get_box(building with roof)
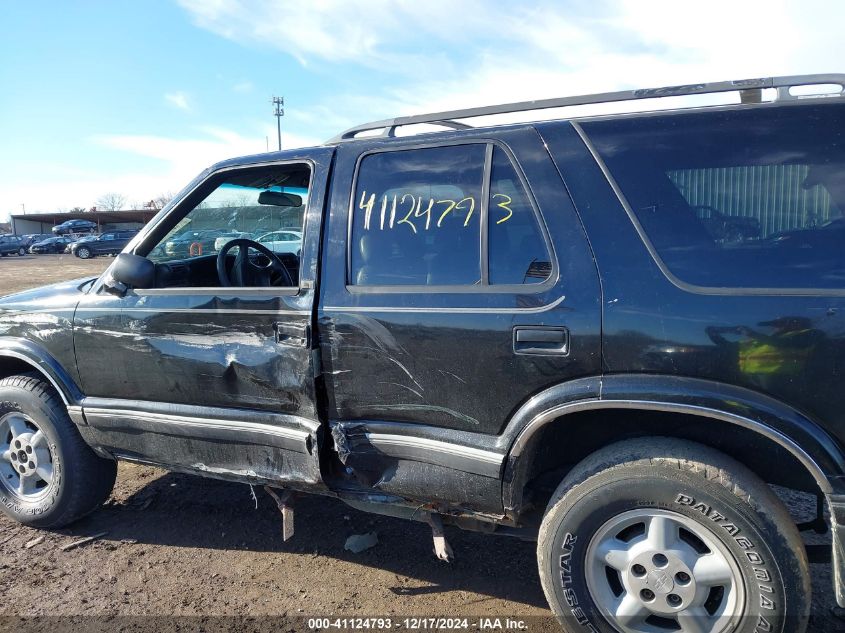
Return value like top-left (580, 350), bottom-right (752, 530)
top-left (10, 209), bottom-right (157, 236)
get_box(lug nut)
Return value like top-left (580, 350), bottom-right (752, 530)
top-left (667, 594), bottom-right (682, 607)
top-left (652, 553), bottom-right (669, 568)
top-left (27, 461), bottom-right (34, 470)
top-left (631, 564), bottom-right (647, 577)
top-left (25, 446), bottom-right (32, 454)
top-left (640, 589), bottom-right (655, 602)
top-left (675, 571), bottom-right (691, 585)
top-left (10, 453), bottom-right (17, 462)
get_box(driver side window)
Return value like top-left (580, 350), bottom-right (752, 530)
top-left (143, 163), bottom-right (310, 289)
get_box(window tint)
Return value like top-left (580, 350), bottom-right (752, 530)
top-left (582, 104), bottom-right (845, 289)
top-left (488, 147), bottom-right (551, 284)
top-left (350, 145), bottom-right (485, 286)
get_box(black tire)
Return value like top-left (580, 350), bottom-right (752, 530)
top-left (0, 374), bottom-right (116, 528)
top-left (76, 247), bottom-right (91, 259)
top-left (17, 247), bottom-right (25, 256)
top-left (537, 437), bottom-right (810, 633)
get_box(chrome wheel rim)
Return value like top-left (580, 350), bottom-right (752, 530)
top-left (0, 412), bottom-right (55, 500)
top-left (585, 509), bottom-right (745, 633)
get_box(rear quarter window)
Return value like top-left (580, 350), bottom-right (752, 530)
top-left (581, 102), bottom-right (845, 291)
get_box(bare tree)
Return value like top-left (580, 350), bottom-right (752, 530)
top-left (152, 191), bottom-right (176, 210)
top-left (96, 193), bottom-right (127, 212)
top-left (69, 206), bottom-right (87, 214)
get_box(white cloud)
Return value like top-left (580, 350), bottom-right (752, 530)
top-left (178, 0), bottom-right (845, 139)
top-left (2, 127), bottom-right (322, 215)
top-left (176, 0), bottom-right (491, 70)
top-left (6, 1), bottom-right (843, 219)
top-left (164, 91), bottom-right (191, 111)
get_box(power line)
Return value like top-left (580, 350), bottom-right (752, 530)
top-left (272, 96), bottom-right (284, 151)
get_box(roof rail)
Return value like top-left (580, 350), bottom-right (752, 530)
top-left (326, 73), bottom-right (845, 144)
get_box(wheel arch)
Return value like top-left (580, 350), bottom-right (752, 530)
top-left (502, 374), bottom-right (845, 517)
top-left (0, 338), bottom-right (84, 406)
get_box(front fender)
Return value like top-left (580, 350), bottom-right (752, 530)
top-left (0, 337), bottom-right (84, 406)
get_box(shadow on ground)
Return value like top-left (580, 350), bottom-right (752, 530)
top-left (63, 469), bottom-right (547, 610)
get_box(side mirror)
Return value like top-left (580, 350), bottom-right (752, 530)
top-left (105, 253), bottom-right (155, 295)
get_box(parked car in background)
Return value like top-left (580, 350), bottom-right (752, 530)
top-left (693, 205), bottom-right (761, 243)
top-left (65, 234), bottom-right (99, 254)
top-left (0, 235), bottom-right (26, 256)
top-left (255, 229), bottom-right (303, 255)
top-left (20, 234), bottom-right (52, 249)
top-left (163, 229), bottom-right (227, 258)
top-left (213, 231), bottom-right (254, 253)
top-left (29, 236), bottom-right (72, 254)
top-left (52, 219), bottom-right (97, 235)
top-left (71, 230), bottom-right (138, 259)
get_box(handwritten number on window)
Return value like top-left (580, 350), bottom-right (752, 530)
top-left (397, 194), bottom-right (417, 234)
top-left (360, 191), bottom-right (376, 230)
top-left (359, 190), bottom-right (513, 232)
top-left (493, 193), bottom-right (513, 224)
top-left (436, 199), bottom-right (457, 227)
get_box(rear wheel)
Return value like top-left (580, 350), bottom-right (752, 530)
top-left (537, 437), bottom-right (810, 633)
top-left (17, 247), bottom-right (25, 256)
top-left (0, 374), bottom-right (116, 528)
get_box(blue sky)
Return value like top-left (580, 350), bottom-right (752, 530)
top-left (0, 0), bottom-right (841, 220)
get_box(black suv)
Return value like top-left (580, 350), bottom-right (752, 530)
top-left (1, 75), bottom-right (844, 633)
top-left (70, 230), bottom-right (137, 259)
top-left (0, 235), bottom-right (26, 256)
top-left (51, 218), bottom-right (97, 235)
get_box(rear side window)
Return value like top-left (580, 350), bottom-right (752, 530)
top-left (488, 147), bottom-right (552, 284)
top-left (350, 144), bottom-right (485, 286)
top-left (350, 143), bottom-right (552, 287)
top-left (582, 103), bottom-right (845, 290)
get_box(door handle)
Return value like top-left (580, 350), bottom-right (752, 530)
top-left (513, 326), bottom-right (569, 355)
top-left (274, 322), bottom-right (310, 347)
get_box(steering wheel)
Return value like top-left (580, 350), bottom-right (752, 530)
top-left (216, 238), bottom-right (294, 287)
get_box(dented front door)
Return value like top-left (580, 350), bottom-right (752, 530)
top-left (72, 150), bottom-right (333, 488)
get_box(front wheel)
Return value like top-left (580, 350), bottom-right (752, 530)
top-left (0, 374), bottom-right (117, 528)
top-left (76, 246), bottom-right (91, 259)
top-left (537, 437), bottom-right (810, 633)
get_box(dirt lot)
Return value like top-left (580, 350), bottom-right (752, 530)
top-left (0, 255), bottom-right (842, 631)
top-left (0, 254), bottom-right (111, 295)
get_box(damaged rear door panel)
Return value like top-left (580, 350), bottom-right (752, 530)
top-left (318, 127), bottom-right (602, 514)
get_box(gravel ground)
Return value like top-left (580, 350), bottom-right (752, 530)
top-left (0, 254), bottom-right (843, 632)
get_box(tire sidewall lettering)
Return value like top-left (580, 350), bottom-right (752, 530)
top-left (546, 475), bottom-right (789, 633)
top-left (0, 398), bottom-right (62, 518)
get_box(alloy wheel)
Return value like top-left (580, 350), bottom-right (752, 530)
top-left (0, 412), bottom-right (55, 500)
top-left (585, 509), bottom-right (744, 633)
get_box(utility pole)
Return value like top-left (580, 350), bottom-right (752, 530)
top-left (272, 96), bottom-right (284, 151)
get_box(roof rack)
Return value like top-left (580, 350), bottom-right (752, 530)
top-left (327, 73), bottom-right (845, 144)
